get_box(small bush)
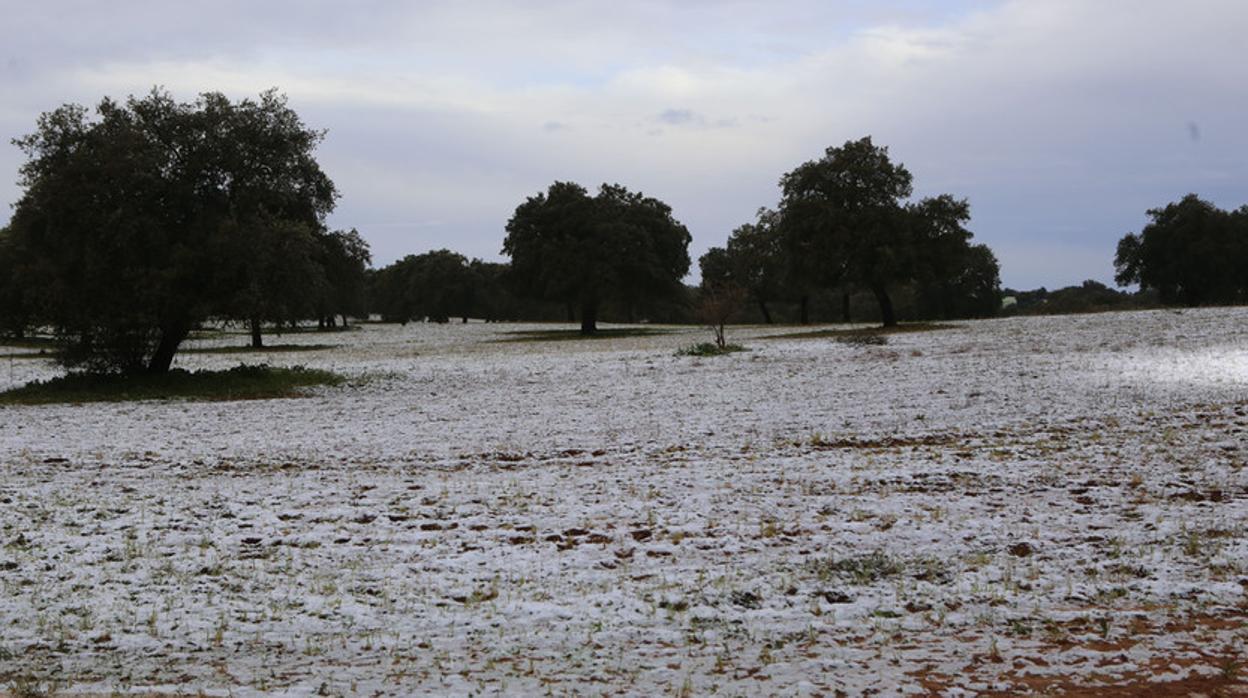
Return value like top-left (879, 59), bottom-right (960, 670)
top-left (676, 342), bottom-right (747, 357)
top-left (0, 364), bottom-right (344, 405)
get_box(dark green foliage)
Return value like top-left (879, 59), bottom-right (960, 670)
top-left (503, 182), bottom-right (692, 334)
top-left (909, 197), bottom-right (1003, 320)
top-left (779, 137), bottom-right (913, 325)
top-left (777, 137), bottom-right (1001, 326)
top-left (465, 259), bottom-right (520, 322)
top-left (372, 249), bottom-right (476, 323)
top-left (2, 89), bottom-right (339, 373)
top-left (0, 227), bottom-right (30, 339)
top-left (1114, 194), bottom-right (1248, 305)
top-left (0, 364), bottom-right (342, 405)
top-left (314, 228), bottom-right (372, 328)
top-left (367, 256), bottom-right (571, 325)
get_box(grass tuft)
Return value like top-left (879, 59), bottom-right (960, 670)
top-left (0, 364), bottom-right (344, 405)
top-left (806, 551), bottom-right (907, 585)
top-left (675, 342), bottom-right (747, 357)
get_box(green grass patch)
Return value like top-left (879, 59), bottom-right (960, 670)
top-left (0, 335), bottom-right (60, 350)
top-left (675, 342), bottom-right (748, 357)
top-left (0, 337), bottom-right (337, 358)
top-left (762, 322), bottom-right (958, 340)
top-left (181, 343), bottom-right (337, 354)
top-left (0, 364), bottom-right (344, 405)
top-left (496, 327), bottom-right (674, 343)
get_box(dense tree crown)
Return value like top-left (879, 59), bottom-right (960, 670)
top-left (1114, 194), bottom-right (1248, 306)
top-left (503, 182), bottom-right (692, 333)
top-left (314, 228), bottom-right (372, 329)
top-left (0, 89), bottom-right (350, 372)
top-left (700, 137), bottom-right (1000, 326)
top-left (0, 226), bottom-right (27, 338)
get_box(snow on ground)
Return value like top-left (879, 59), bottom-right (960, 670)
top-left (1, 309), bottom-right (1246, 695)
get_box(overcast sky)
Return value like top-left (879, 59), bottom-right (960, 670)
top-left (2, 1), bottom-right (1245, 289)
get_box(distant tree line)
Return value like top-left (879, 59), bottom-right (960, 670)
top-left (369, 251), bottom-right (510, 324)
top-left (369, 181), bottom-right (695, 334)
top-left (0, 85), bottom-right (1016, 371)
top-left (1001, 280), bottom-right (1158, 316)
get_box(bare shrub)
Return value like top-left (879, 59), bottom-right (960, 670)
top-left (697, 284), bottom-right (747, 349)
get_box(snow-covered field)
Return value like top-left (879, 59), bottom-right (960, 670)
top-left (1, 309), bottom-right (1246, 696)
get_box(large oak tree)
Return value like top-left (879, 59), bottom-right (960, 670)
top-left (778, 137), bottom-right (997, 326)
top-left (1114, 194), bottom-right (1248, 305)
top-left (503, 182), bottom-right (691, 334)
top-left (3, 89), bottom-right (337, 372)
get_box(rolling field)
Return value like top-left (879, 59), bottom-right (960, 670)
top-left (1, 309), bottom-right (1246, 695)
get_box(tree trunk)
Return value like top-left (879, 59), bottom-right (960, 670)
top-left (318, 316), bottom-right (325, 330)
top-left (147, 323), bottom-right (188, 374)
top-left (756, 297), bottom-right (773, 324)
top-left (341, 314), bottom-right (349, 328)
top-left (842, 292), bottom-right (851, 323)
top-left (580, 300), bottom-right (598, 335)
top-left (250, 317), bottom-right (263, 348)
top-left (871, 283), bottom-right (896, 327)
top-left (462, 316), bottom-right (468, 324)
top-left (799, 294), bottom-right (810, 325)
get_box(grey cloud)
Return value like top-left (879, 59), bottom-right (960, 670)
top-left (3, 1), bottom-right (1247, 289)
top-left (656, 109), bottom-right (739, 130)
top-left (657, 108), bottom-right (698, 125)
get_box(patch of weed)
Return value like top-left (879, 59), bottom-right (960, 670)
top-left (0, 364), bottom-right (344, 405)
top-left (675, 342), bottom-right (747, 357)
top-left (806, 550), bottom-right (907, 585)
